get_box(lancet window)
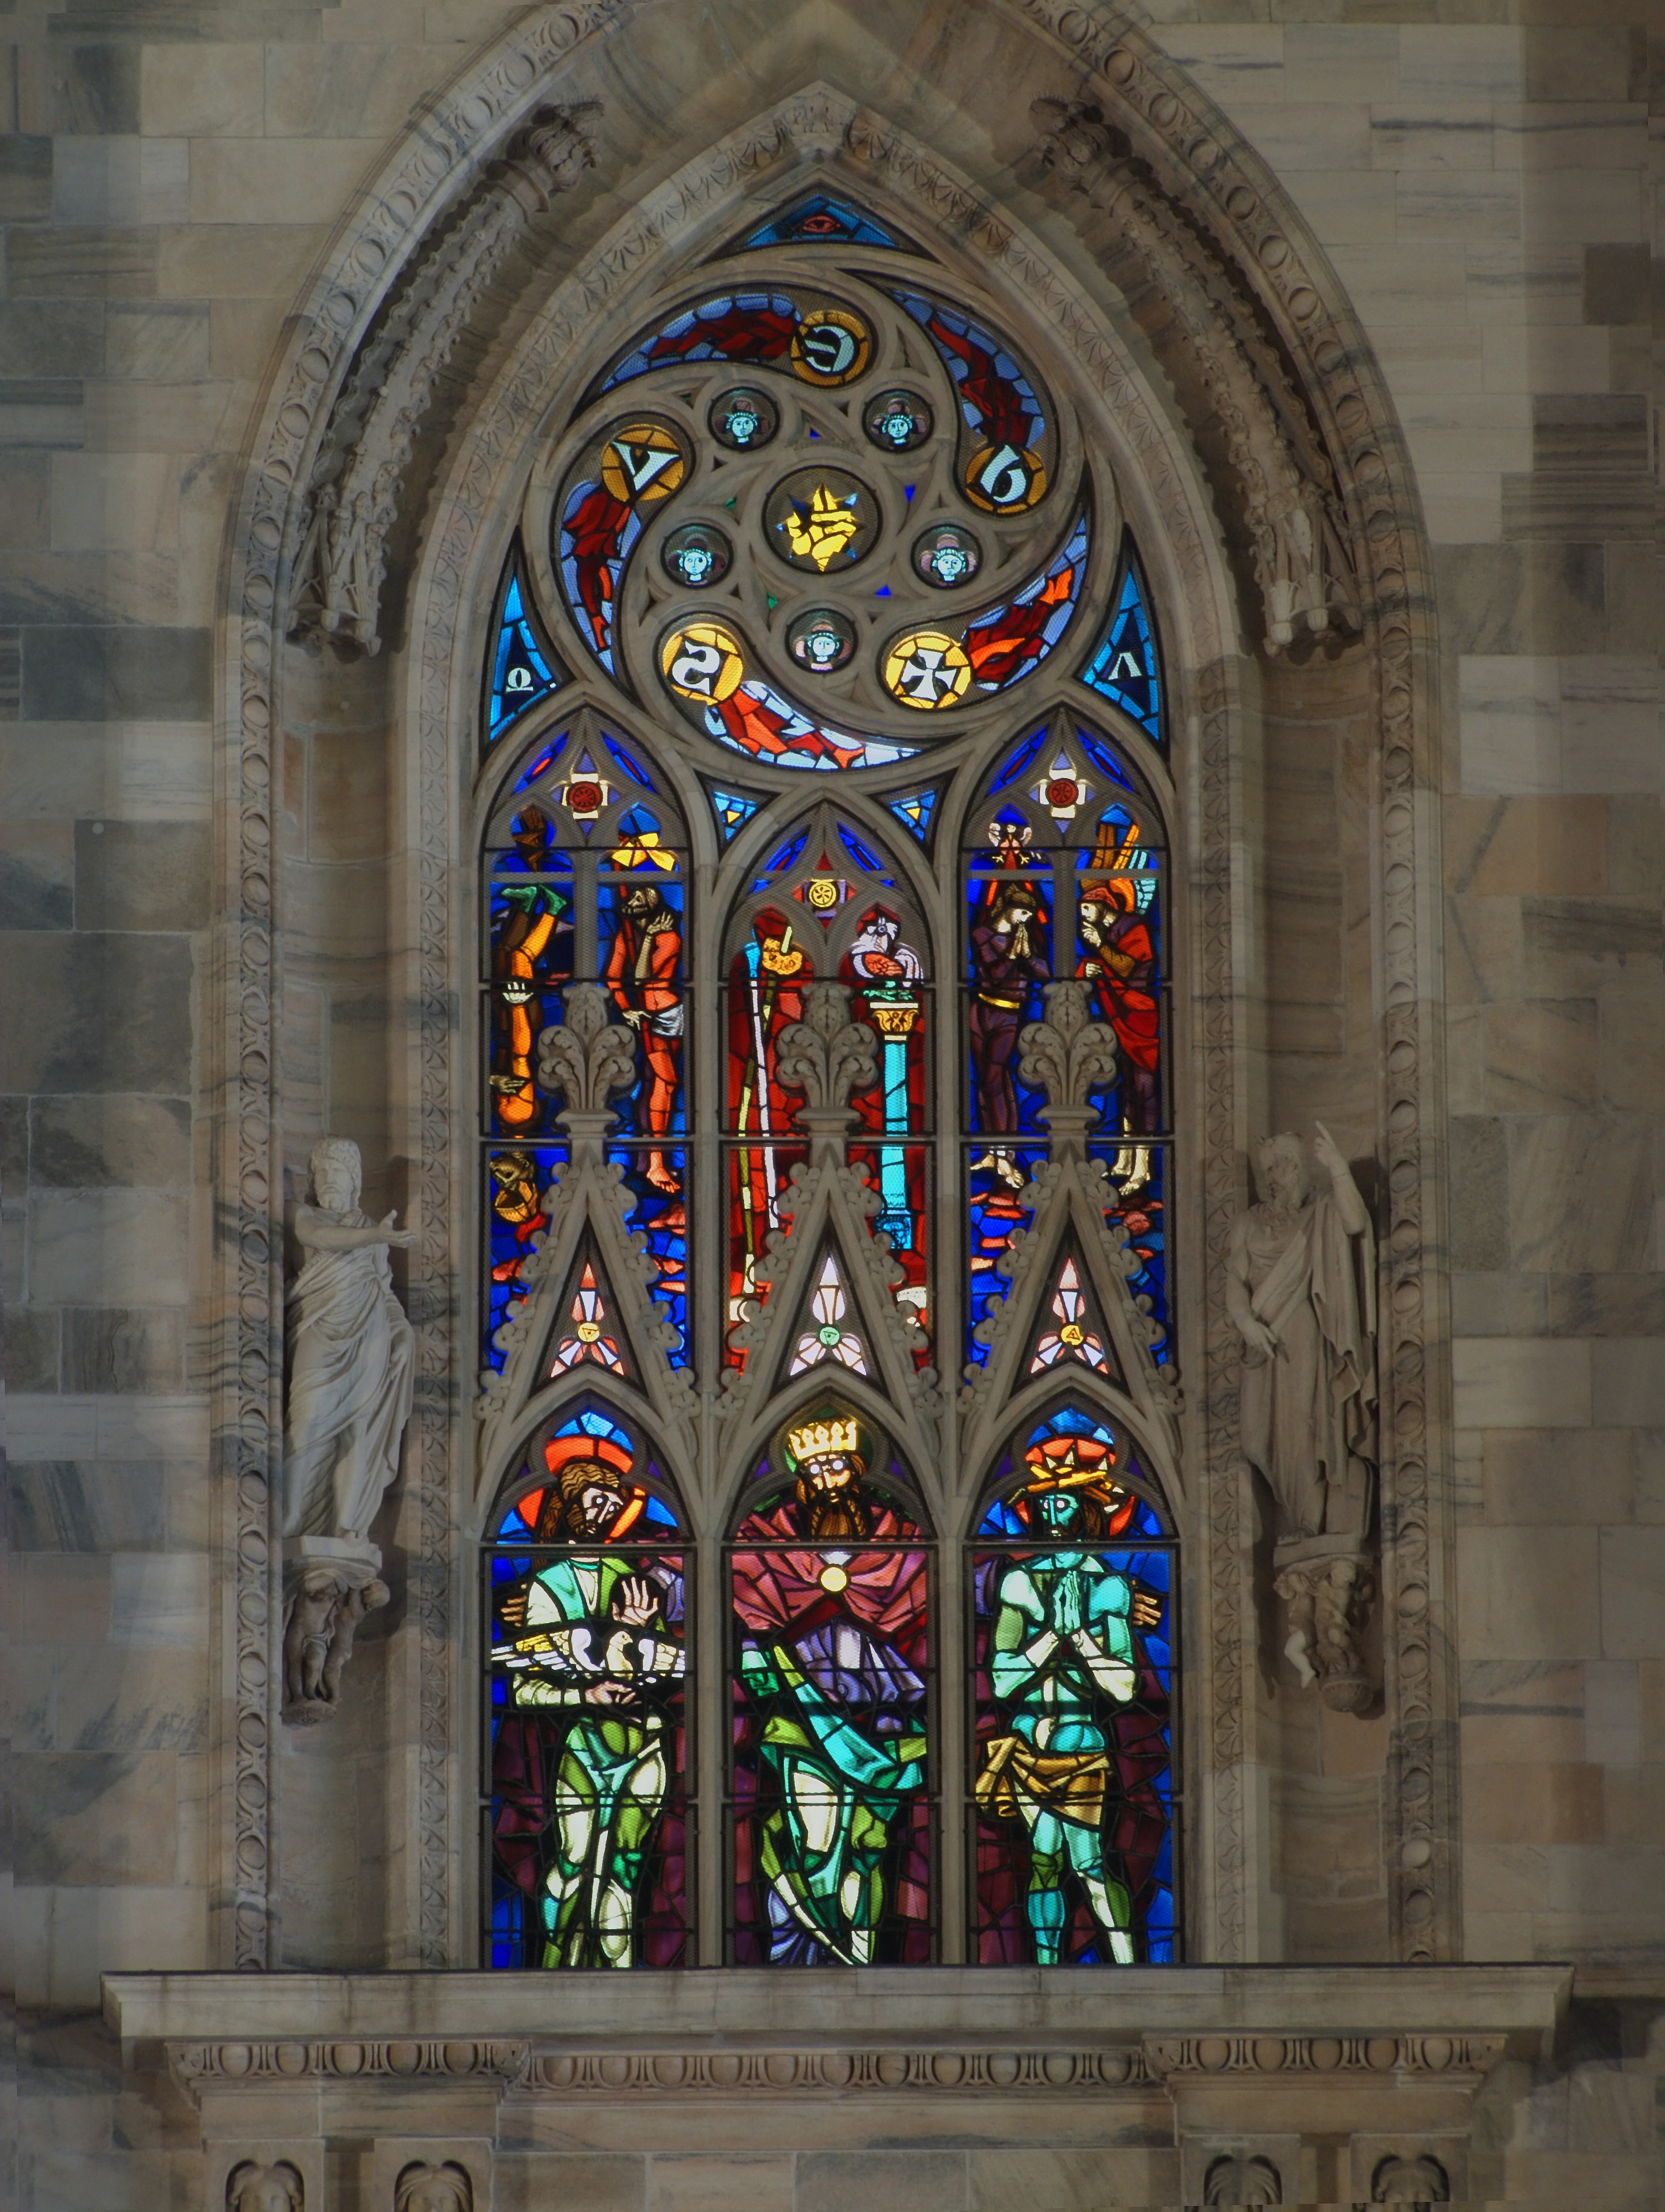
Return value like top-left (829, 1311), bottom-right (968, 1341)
top-left (474, 187), bottom-right (1177, 1969)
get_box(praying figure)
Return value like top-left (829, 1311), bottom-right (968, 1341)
top-left (283, 1137), bottom-right (416, 1545)
top-left (1227, 1124), bottom-right (1376, 1547)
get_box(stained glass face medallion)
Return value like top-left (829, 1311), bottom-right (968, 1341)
top-left (864, 388), bottom-right (932, 452)
top-left (786, 607), bottom-right (856, 674)
top-left (709, 385), bottom-right (779, 451)
top-left (882, 628), bottom-right (972, 710)
top-left (789, 306), bottom-right (871, 386)
top-left (913, 524), bottom-right (981, 591)
top-left (764, 468), bottom-right (879, 574)
top-left (661, 522), bottom-right (732, 589)
top-left (658, 616), bottom-right (917, 773)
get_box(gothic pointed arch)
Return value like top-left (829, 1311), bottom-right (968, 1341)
top-left (219, 0), bottom-right (1450, 1973)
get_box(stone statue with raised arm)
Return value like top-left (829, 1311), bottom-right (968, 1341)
top-left (1228, 1124), bottom-right (1378, 1711)
top-left (280, 1136), bottom-right (415, 1723)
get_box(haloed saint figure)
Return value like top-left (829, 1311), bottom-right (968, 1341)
top-left (731, 1417), bottom-right (931, 1964)
top-left (491, 1455), bottom-right (685, 1966)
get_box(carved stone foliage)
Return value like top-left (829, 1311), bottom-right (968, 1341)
top-left (290, 105), bottom-right (597, 656)
top-left (1016, 979), bottom-right (1121, 1140)
top-left (772, 982), bottom-right (879, 1122)
top-left (536, 981), bottom-right (640, 1123)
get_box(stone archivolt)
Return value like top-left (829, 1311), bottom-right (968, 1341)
top-left (219, 0), bottom-right (1449, 1970)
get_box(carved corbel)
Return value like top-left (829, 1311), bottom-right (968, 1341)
top-left (1274, 1548), bottom-right (1374, 1714)
top-left (289, 103), bottom-right (598, 655)
top-left (1031, 97), bottom-right (1361, 656)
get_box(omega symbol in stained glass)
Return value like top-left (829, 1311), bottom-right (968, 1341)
top-left (788, 307), bottom-right (871, 386)
top-left (787, 608), bottom-right (856, 674)
top-left (913, 524), bottom-right (981, 591)
top-left (661, 522), bottom-right (732, 588)
top-left (864, 389), bottom-right (933, 452)
top-left (709, 385), bottom-right (779, 451)
top-left (765, 468), bottom-right (879, 574)
top-left (882, 629), bottom-right (972, 710)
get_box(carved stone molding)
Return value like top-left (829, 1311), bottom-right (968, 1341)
top-left (516, 2045), bottom-right (1154, 2094)
top-left (169, 2040), bottom-right (532, 2103)
top-left (289, 104), bottom-right (597, 655)
top-left (1143, 2034), bottom-right (1504, 2082)
top-left (1031, 96), bottom-right (1360, 657)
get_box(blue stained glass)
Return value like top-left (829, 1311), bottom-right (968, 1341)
top-left (738, 193), bottom-right (911, 252)
top-left (710, 787), bottom-right (761, 840)
top-left (487, 572), bottom-right (560, 742)
top-left (837, 825), bottom-right (892, 880)
top-left (604, 732), bottom-right (657, 789)
top-left (886, 789), bottom-right (937, 842)
top-left (1073, 725), bottom-right (1136, 792)
top-left (1081, 547), bottom-right (1163, 745)
top-left (988, 725), bottom-right (1048, 795)
top-left (752, 827), bottom-right (808, 891)
top-left (512, 738), bottom-right (562, 795)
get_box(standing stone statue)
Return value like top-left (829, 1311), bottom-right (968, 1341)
top-left (280, 1137), bottom-right (414, 1723)
top-left (1228, 1124), bottom-right (1378, 1711)
top-left (284, 1136), bottom-right (415, 1544)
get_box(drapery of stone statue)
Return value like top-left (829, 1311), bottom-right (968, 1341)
top-left (1227, 1123), bottom-right (1376, 1547)
top-left (283, 1136), bottom-right (416, 1545)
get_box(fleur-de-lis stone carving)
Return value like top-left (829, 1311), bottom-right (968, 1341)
top-left (537, 981), bottom-right (639, 1117)
top-left (773, 982), bottom-right (879, 1115)
top-left (1018, 980), bottom-right (1119, 1117)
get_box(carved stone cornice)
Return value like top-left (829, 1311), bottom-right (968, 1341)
top-left (1142, 2033), bottom-right (1505, 2082)
top-left (167, 2039), bottom-right (531, 2106)
top-left (516, 2045), bottom-right (1153, 2094)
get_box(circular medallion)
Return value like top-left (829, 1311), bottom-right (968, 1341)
top-left (708, 386), bottom-right (779, 450)
top-left (805, 877), bottom-right (840, 911)
top-left (864, 389), bottom-right (933, 452)
top-left (786, 607), bottom-right (857, 674)
top-left (882, 628), bottom-right (972, 710)
top-left (912, 523), bottom-right (982, 590)
top-left (965, 439), bottom-right (1048, 513)
top-left (660, 522), bottom-right (732, 589)
top-left (660, 619), bottom-right (745, 705)
top-left (790, 308), bottom-right (871, 386)
top-left (598, 421), bottom-right (688, 505)
top-left (818, 1564), bottom-right (850, 1595)
top-left (765, 468), bottom-right (879, 574)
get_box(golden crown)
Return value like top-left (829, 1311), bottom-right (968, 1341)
top-left (788, 1415), bottom-right (859, 1461)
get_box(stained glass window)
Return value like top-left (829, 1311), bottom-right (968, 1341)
top-left (730, 1407), bottom-right (933, 1963)
top-left (477, 190), bottom-right (1181, 1969)
top-left (972, 1410), bottom-right (1176, 1964)
top-left (487, 1409), bottom-right (689, 1967)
